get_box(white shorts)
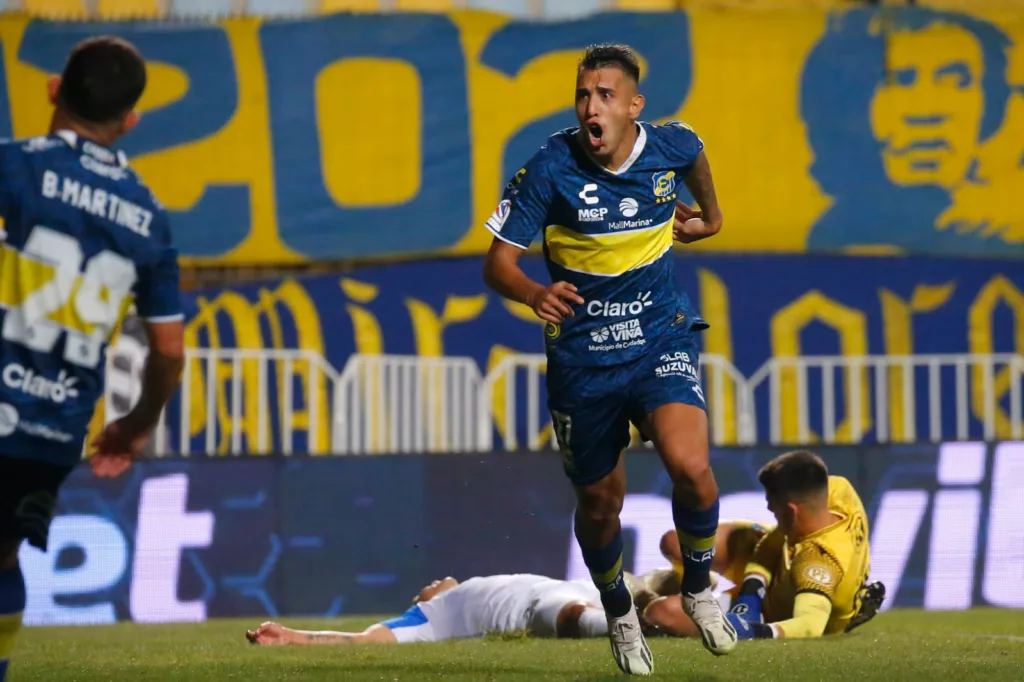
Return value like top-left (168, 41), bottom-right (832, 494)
top-left (382, 577), bottom-right (600, 643)
top-left (525, 580), bottom-right (602, 638)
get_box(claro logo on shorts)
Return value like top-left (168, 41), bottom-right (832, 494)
top-left (2, 363), bottom-right (80, 404)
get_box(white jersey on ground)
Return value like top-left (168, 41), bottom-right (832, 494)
top-left (387, 573), bottom-right (601, 643)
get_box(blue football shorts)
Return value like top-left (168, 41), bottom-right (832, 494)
top-left (546, 324), bottom-right (706, 486)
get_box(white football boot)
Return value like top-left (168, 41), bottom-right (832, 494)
top-left (684, 587), bottom-right (739, 656)
top-left (606, 604), bottom-right (654, 676)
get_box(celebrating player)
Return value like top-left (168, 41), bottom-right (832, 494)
top-left (247, 574), bottom-right (610, 646)
top-left (482, 43), bottom-right (732, 674)
top-left (724, 451), bottom-right (883, 640)
top-left (0, 37), bottom-right (184, 680)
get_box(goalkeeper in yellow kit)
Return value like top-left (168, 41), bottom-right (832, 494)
top-left (724, 450), bottom-right (885, 640)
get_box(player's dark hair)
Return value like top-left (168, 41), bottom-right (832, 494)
top-left (758, 450), bottom-right (829, 503)
top-left (58, 36), bottom-right (146, 125)
top-left (578, 43), bottom-right (641, 82)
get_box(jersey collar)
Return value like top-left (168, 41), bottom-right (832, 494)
top-left (579, 122), bottom-right (647, 176)
top-left (54, 129), bottom-right (129, 168)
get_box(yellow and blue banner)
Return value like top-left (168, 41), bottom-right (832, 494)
top-left (175, 253), bottom-right (1024, 448)
top-left (2, 6), bottom-right (1023, 263)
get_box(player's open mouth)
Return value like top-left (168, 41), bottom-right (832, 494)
top-left (586, 124), bottom-right (603, 148)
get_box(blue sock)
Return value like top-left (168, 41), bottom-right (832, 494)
top-left (673, 496), bottom-right (719, 595)
top-left (577, 527), bottom-right (633, 618)
top-left (0, 565), bottom-right (26, 682)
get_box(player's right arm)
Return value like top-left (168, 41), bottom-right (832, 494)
top-left (92, 219), bottom-right (185, 477)
top-left (482, 154), bottom-right (583, 323)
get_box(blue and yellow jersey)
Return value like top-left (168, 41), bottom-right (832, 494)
top-left (485, 121), bottom-right (708, 367)
top-left (0, 131), bottom-right (182, 467)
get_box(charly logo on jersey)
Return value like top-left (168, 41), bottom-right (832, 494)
top-left (2, 363), bottom-right (80, 404)
top-left (485, 199), bottom-right (512, 233)
top-left (619, 198), bottom-right (639, 217)
top-left (586, 291), bottom-right (652, 318)
top-left (652, 171), bottom-right (677, 204)
top-left (578, 183), bottom-right (599, 205)
top-left (577, 183), bottom-right (608, 222)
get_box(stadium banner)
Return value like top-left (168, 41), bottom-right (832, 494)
top-left (1, 6), bottom-right (1022, 264)
top-left (19, 441), bottom-right (1024, 626)
top-left (120, 253), bottom-right (1024, 453)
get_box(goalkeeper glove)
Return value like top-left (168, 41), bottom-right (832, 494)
top-left (727, 612), bottom-right (775, 641)
top-left (730, 577), bottom-right (767, 623)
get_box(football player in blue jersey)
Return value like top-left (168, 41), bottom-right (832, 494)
top-left (483, 44), bottom-right (734, 674)
top-left (0, 37), bottom-right (184, 679)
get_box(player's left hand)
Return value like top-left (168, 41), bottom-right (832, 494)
top-left (727, 612), bottom-right (757, 641)
top-left (673, 201), bottom-right (704, 241)
top-left (90, 454), bottom-right (133, 479)
top-left (90, 416), bottom-right (154, 478)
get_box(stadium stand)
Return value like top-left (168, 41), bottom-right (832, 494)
top-left (15, 0), bottom-right (1024, 21)
top-left (6, 0), bottom-right (1024, 20)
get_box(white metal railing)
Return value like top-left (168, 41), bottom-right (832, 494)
top-left (103, 347), bottom-right (1024, 455)
top-left (104, 347), bottom-right (338, 457)
top-left (332, 354), bottom-right (483, 454)
top-left (747, 353), bottom-right (1024, 446)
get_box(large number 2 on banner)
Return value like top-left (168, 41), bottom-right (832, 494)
top-left (2, 226), bottom-right (137, 369)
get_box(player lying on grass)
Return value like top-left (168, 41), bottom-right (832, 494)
top-left (244, 520), bottom-right (773, 647)
top-left (247, 574), bottom-right (612, 645)
top-left (643, 451), bottom-right (885, 641)
top-left (246, 567), bottom-right (742, 647)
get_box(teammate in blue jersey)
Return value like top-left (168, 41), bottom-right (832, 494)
top-left (0, 37), bottom-right (185, 679)
top-left (483, 44), bottom-right (736, 674)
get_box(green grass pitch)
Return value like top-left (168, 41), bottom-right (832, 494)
top-left (10, 609), bottom-right (1024, 681)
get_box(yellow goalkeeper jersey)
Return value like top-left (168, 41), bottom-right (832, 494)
top-left (751, 475), bottom-right (871, 634)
